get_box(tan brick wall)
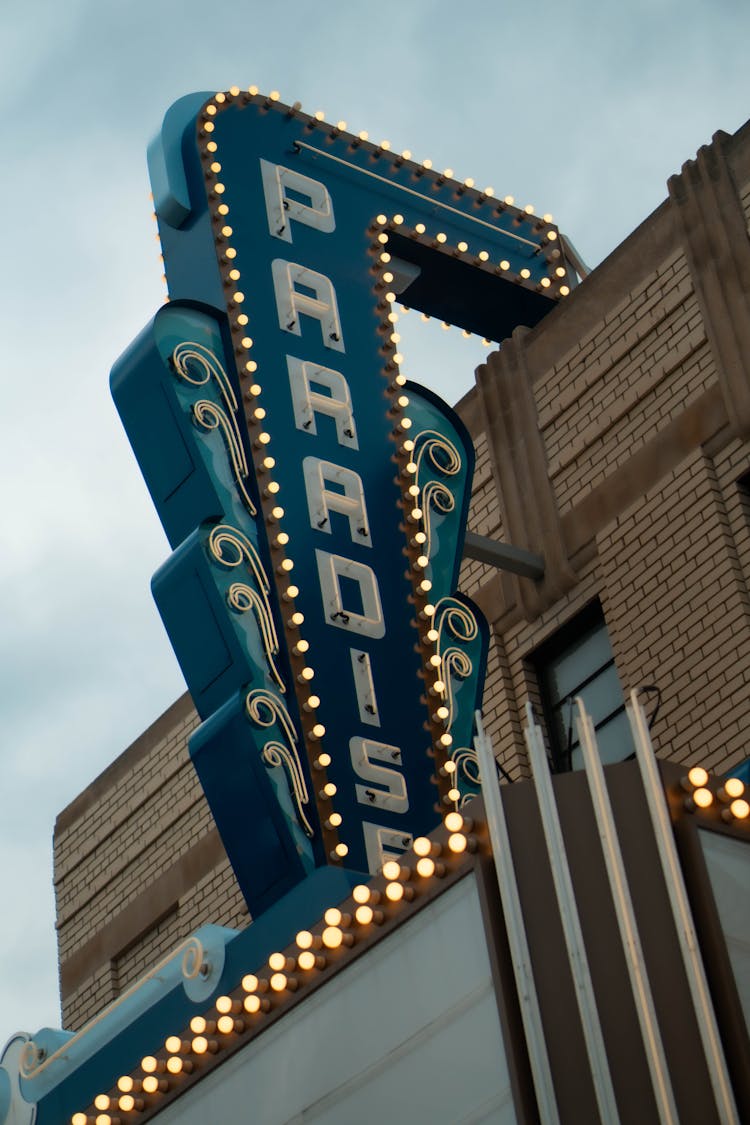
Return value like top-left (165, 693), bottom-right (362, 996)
top-left (597, 448), bottom-right (750, 773)
top-left (113, 859), bottom-right (248, 997)
top-left (55, 709), bottom-right (202, 953)
top-left (539, 251), bottom-right (713, 516)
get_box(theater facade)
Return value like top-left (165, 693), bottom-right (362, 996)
top-left (1, 94), bottom-right (749, 1124)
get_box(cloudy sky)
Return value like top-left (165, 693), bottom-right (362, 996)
top-left (1, 0), bottom-right (748, 1042)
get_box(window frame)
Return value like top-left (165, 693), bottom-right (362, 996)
top-left (532, 600), bottom-right (632, 773)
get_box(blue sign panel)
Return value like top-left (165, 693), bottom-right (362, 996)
top-left (113, 88), bottom-right (569, 914)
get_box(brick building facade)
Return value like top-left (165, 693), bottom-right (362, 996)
top-left (54, 120), bottom-right (750, 1030)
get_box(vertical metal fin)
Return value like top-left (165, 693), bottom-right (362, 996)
top-left (576, 699), bottom-right (679, 1125)
top-left (628, 690), bottom-right (739, 1125)
top-left (524, 703), bottom-right (620, 1125)
top-left (474, 711), bottom-right (561, 1125)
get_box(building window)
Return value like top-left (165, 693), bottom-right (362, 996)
top-left (534, 601), bottom-right (633, 772)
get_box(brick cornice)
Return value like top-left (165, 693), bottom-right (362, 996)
top-left (668, 130), bottom-right (750, 437)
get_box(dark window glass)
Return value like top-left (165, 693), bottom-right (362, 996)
top-left (534, 602), bottom-right (633, 772)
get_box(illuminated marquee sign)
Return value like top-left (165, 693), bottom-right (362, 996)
top-left (113, 88), bottom-right (571, 915)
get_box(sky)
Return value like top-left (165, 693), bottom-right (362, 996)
top-left (1, 0), bottom-right (748, 1044)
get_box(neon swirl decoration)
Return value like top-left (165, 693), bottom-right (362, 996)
top-left (412, 430), bottom-right (461, 563)
top-left (433, 597), bottom-right (478, 728)
top-left (450, 745), bottom-right (482, 806)
top-left (170, 341), bottom-right (257, 516)
top-left (245, 689), bottom-right (314, 837)
top-left (208, 524), bottom-right (285, 691)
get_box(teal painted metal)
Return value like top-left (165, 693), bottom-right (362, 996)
top-left (25, 870), bottom-right (359, 1124)
top-left (112, 88), bottom-right (569, 915)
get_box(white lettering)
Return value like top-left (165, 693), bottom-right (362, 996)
top-left (304, 457), bottom-right (370, 545)
top-left (350, 738), bottom-right (408, 813)
top-left (260, 160), bottom-right (335, 242)
top-left (287, 356), bottom-right (358, 449)
top-left (362, 822), bottom-right (413, 874)
top-left (350, 649), bottom-right (380, 726)
top-left (271, 260), bottom-right (344, 352)
top-left (315, 550), bottom-right (385, 638)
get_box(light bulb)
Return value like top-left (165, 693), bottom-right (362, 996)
top-left (730, 798), bottom-right (749, 819)
top-left (444, 811), bottom-right (463, 832)
top-left (322, 926), bottom-right (343, 949)
top-left (688, 766), bottom-right (709, 788)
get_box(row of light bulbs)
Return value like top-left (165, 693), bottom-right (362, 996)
top-left (373, 230), bottom-right (462, 803)
top-left (372, 211), bottom-right (568, 299)
top-left (200, 113), bottom-right (349, 865)
top-left (203, 87), bottom-right (564, 281)
top-left (69, 812), bottom-right (475, 1124)
top-left (681, 765), bottom-right (749, 821)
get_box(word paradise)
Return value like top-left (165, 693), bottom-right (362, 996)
top-left (113, 87), bottom-right (566, 914)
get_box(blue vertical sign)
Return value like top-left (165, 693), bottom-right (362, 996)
top-left (113, 89), bottom-right (570, 915)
